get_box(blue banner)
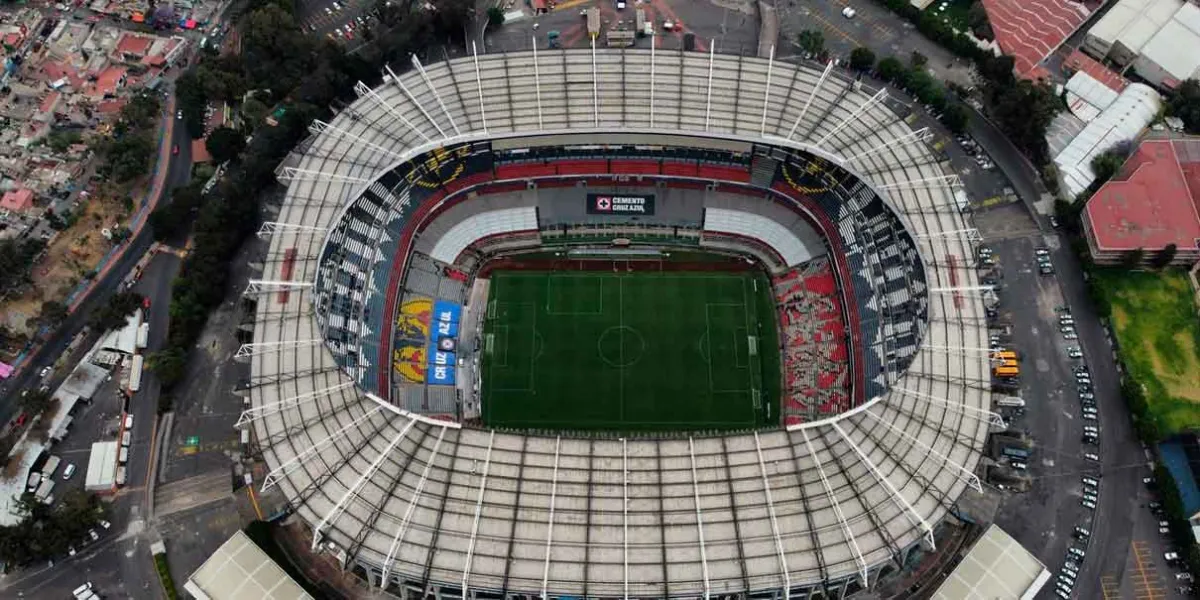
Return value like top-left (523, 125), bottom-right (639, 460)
top-left (433, 300), bottom-right (462, 324)
top-left (426, 346), bottom-right (456, 385)
top-left (434, 318), bottom-right (459, 339)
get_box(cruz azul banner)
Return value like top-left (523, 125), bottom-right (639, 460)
top-left (586, 193), bottom-right (656, 215)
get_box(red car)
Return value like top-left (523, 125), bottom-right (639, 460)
top-left (172, 144), bottom-right (179, 156)
top-left (143, 297), bottom-right (151, 309)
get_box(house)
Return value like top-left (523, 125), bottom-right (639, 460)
top-left (1081, 138), bottom-right (1200, 265)
top-left (0, 189), bottom-right (35, 212)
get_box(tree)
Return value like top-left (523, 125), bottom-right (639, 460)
top-left (1167, 79), bottom-right (1200, 134)
top-left (978, 54), bottom-right (1016, 86)
top-left (0, 238), bottom-right (44, 297)
top-left (1121, 247), bottom-right (1145, 269)
top-left (205, 127), bottom-right (246, 164)
top-left (1090, 149), bottom-right (1126, 183)
top-left (849, 47), bottom-right (876, 71)
top-left (487, 6), bottom-right (504, 26)
top-left (797, 30), bottom-right (824, 56)
top-left (877, 56), bottom-right (905, 83)
top-left (88, 291), bottom-right (144, 332)
top-left (909, 50), bottom-right (927, 68)
top-left (1152, 243), bottom-right (1178, 268)
top-left (940, 103), bottom-right (969, 134)
top-left (38, 301), bottom-right (69, 327)
top-left (241, 97), bottom-right (270, 124)
top-left (19, 388), bottom-right (54, 417)
top-left (984, 77), bottom-right (1060, 165)
top-left (148, 347), bottom-right (187, 388)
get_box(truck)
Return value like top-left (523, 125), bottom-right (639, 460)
top-left (136, 322), bottom-right (149, 349)
top-left (1002, 446), bottom-right (1031, 460)
top-left (34, 478), bottom-right (55, 502)
top-left (129, 354), bottom-right (144, 393)
top-left (995, 396), bottom-right (1025, 408)
top-left (43, 455), bottom-right (62, 479)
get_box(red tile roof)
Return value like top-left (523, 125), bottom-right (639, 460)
top-left (1085, 140), bottom-right (1200, 252)
top-left (115, 33), bottom-right (153, 56)
top-left (88, 66), bottom-right (126, 98)
top-left (1065, 48), bottom-right (1128, 93)
top-left (191, 138), bottom-right (211, 164)
top-left (981, 0), bottom-right (1093, 79)
top-left (0, 189), bottom-right (34, 212)
top-left (39, 91), bottom-right (60, 114)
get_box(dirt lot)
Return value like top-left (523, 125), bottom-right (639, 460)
top-left (0, 193), bottom-right (131, 337)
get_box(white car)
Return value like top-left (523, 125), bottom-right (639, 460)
top-left (841, 6), bottom-right (856, 18)
top-left (88, 529), bottom-right (99, 541)
top-left (662, 20), bottom-right (675, 31)
top-left (1082, 499), bottom-right (1097, 509)
top-left (176, 110), bottom-right (183, 120)
top-left (1084, 453), bottom-right (1099, 461)
top-left (39, 366), bottom-right (51, 378)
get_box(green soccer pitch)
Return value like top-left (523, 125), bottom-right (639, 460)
top-left (480, 270), bottom-right (781, 431)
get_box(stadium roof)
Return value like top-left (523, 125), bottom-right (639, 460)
top-left (980, 0), bottom-right (1093, 79)
top-left (1084, 138), bottom-right (1200, 252)
top-left (244, 47), bottom-right (993, 597)
top-left (184, 531), bottom-right (313, 600)
top-left (1053, 83), bottom-right (1162, 198)
top-left (930, 524), bottom-right (1049, 600)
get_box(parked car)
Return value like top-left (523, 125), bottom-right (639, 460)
top-left (1073, 526), bottom-right (1090, 538)
top-left (1084, 453), bottom-right (1099, 461)
top-left (1082, 499), bottom-right (1097, 509)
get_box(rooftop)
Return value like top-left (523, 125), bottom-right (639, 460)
top-left (0, 189), bottom-right (34, 212)
top-left (981, 0), bottom-right (1093, 78)
top-left (184, 531), bottom-right (314, 600)
top-left (931, 524), bottom-right (1049, 600)
top-left (1084, 138), bottom-right (1200, 252)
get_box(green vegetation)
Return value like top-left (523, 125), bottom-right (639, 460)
top-left (849, 47), bottom-right (876, 72)
top-left (95, 91), bottom-right (162, 183)
top-left (1167, 79), bottom-right (1200, 134)
top-left (481, 271), bottom-right (779, 431)
top-left (1094, 269), bottom-right (1200, 436)
top-left (797, 30), bottom-right (825, 57)
top-left (88, 291), bottom-right (145, 332)
top-left (0, 491), bottom-right (105, 565)
top-left (153, 551), bottom-right (180, 600)
top-left (0, 238), bottom-right (45, 299)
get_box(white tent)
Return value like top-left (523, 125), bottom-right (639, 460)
top-left (1053, 83), bottom-right (1162, 199)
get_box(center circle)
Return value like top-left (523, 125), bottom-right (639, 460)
top-left (597, 326), bottom-right (646, 368)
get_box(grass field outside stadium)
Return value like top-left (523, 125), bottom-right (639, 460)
top-left (480, 269), bottom-right (781, 432)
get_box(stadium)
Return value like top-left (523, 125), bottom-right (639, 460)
top-left (239, 46), bottom-right (997, 599)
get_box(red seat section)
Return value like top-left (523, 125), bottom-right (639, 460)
top-left (773, 258), bottom-right (852, 422)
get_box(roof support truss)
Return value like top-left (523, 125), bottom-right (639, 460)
top-left (386, 64), bottom-right (449, 139)
top-left (787, 61), bottom-right (833, 140)
top-left (704, 41), bottom-right (716, 131)
top-left (649, 37), bottom-right (656, 128)
top-left (236, 382), bottom-right (354, 429)
top-left (814, 88), bottom-right (888, 148)
top-left (800, 428), bottom-right (868, 588)
top-left (277, 167), bottom-right (371, 185)
top-left (759, 45), bottom-right (775, 137)
top-left (861, 409), bottom-right (982, 492)
top-left (623, 437), bottom-right (630, 600)
top-left (261, 405), bottom-right (384, 492)
top-left (380, 425), bottom-right (448, 586)
top-left (878, 173), bottom-right (961, 191)
top-left (688, 437), bottom-right (712, 600)
top-left (234, 339), bottom-right (324, 359)
top-left (308, 120), bottom-right (407, 161)
top-left (915, 227), bottom-right (979, 241)
top-left (409, 57), bottom-right (462, 136)
top-left (831, 422), bottom-right (936, 549)
top-left (753, 432), bottom-right (791, 599)
top-left (461, 431), bottom-right (495, 594)
top-left (353, 81), bottom-right (433, 143)
top-left (541, 436), bottom-right (562, 599)
top-left (531, 38), bottom-right (544, 129)
top-left (891, 386), bottom-right (1006, 429)
top-left (243, 280), bottom-right (313, 296)
top-left (470, 42), bottom-right (489, 133)
top-left (257, 222), bottom-right (329, 238)
top-left (591, 36), bottom-right (600, 127)
top-left (311, 416), bottom-right (417, 550)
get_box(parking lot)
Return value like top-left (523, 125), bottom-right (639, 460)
top-left (297, 0), bottom-right (375, 43)
top-left (482, 0), bottom-right (759, 54)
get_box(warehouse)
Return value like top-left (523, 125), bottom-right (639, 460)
top-left (1084, 0), bottom-right (1182, 65)
top-left (1132, 2), bottom-right (1200, 88)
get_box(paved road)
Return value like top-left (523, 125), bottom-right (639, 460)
top-left (0, 102), bottom-right (193, 426)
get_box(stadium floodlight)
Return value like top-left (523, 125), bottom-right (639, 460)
top-left (800, 428), bottom-right (869, 589)
top-left (787, 61), bottom-right (834, 140)
top-left (311, 417), bottom-right (417, 551)
top-left (759, 45), bottom-right (777, 136)
top-left (381, 426), bottom-right (448, 587)
top-left (261, 404), bottom-right (385, 492)
top-left (688, 438), bottom-right (712, 600)
top-left (832, 422), bottom-right (936, 550)
top-left (257, 222), bottom-right (329, 238)
top-left (461, 431), bottom-right (496, 595)
top-left (860, 409), bottom-right (983, 492)
top-left (754, 432), bottom-right (791, 599)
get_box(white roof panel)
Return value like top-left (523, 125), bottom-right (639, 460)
top-left (1053, 83), bottom-right (1162, 198)
top-left (1139, 3), bottom-right (1200, 81)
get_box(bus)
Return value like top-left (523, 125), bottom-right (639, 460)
top-left (129, 354), bottom-right (144, 393)
top-left (995, 396), bottom-right (1025, 408)
top-left (992, 350), bottom-right (1018, 360)
top-left (994, 365), bottom-right (1020, 377)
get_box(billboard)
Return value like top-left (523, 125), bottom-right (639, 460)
top-left (433, 299), bottom-right (462, 324)
top-left (586, 193), bottom-right (656, 215)
top-left (426, 345), bottom-right (457, 385)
